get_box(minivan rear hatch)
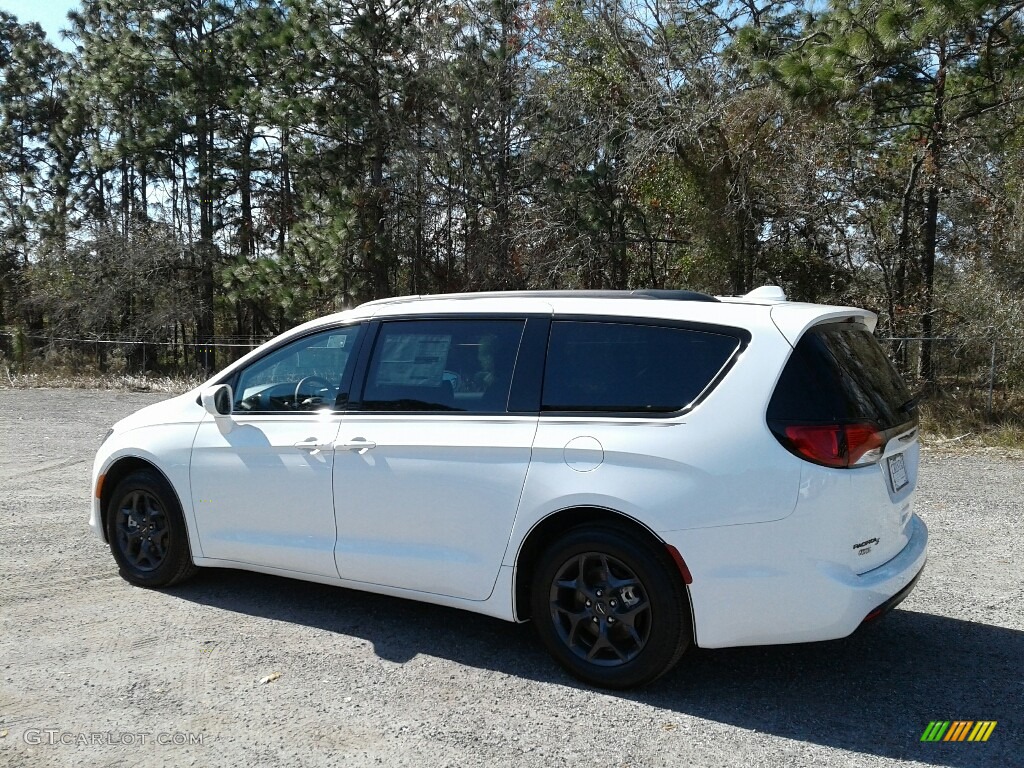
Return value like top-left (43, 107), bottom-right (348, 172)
top-left (767, 316), bottom-right (920, 574)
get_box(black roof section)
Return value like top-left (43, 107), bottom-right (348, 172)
top-left (622, 289), bottom-right (719, 302)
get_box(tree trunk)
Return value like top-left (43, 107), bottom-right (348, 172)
top-left (919, 182), bottom-right (939, 383)
top-left (278, 123), bottom-right (291, 259)
top-left (918, 43), bottom-right (947, 385)
top-left (197, 104), bottom-right (216, 373)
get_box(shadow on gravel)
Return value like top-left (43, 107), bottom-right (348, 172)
top-left (173, 570), bottom-right (1020, 768)
top-left (647, 611), bottom-right (1021, 768)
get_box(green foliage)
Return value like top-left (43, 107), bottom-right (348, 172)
top-left (0, 0), bottom-right (1022, 400)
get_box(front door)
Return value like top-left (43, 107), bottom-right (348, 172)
top-left (190, 324), bottom-right (364, 577)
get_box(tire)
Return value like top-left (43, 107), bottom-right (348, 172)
top-left (530, 525), bottom-right (692, 689)
top-left (105, 469), bottom-right (198, 588)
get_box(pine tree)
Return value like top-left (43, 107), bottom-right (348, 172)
top-left (768, 0), bottom-right (1024, 381)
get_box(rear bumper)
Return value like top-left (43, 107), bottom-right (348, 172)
top-left (670, 513), bottom-right (928, 648)
top-left (859, 560), bottom-right (924, 624)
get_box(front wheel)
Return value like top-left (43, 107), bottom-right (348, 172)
top-left (105, 469), bottom-right (197, 588)
top-left (530, 526), bottom-right (692, 688)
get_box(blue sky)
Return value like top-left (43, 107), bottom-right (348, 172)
top-left (2, 0), bottom-right (78, 48)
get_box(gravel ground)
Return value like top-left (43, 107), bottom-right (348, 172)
top-left (0, 388), bottom-right (1021, 768)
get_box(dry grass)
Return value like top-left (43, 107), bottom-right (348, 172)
top-left (1, 363), bottom-right (201, 395)
top-left (918, 388), bottom-right (1024, 450)
top-left (1, 347), bottom-right (205, 395)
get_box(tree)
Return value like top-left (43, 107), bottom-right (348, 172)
top-left (766, 0), bottom-right (1024, 381)
top-left (0, 13), bottom-right (69, 346)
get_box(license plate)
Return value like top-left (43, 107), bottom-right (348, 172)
top-left (888, 452), bottom-right (909, 492)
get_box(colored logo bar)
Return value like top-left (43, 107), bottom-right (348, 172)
top-left (920, 721), bottom-right (997, 742)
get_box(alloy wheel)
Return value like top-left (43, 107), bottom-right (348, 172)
top-left (548, 552), bottom-right (652, 666)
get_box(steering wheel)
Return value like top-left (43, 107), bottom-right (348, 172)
top-left (293, 375), bottom-right (335, 409)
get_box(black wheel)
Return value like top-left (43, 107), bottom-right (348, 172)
top-left (105, 469), bottom-right (197, 588)
top-left (530, 525), bottom-right (692, 689)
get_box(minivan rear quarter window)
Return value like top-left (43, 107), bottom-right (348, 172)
top-left (541, 321), bottom-right (741, 413)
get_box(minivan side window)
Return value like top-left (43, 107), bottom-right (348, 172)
top-left (361, 319), bottom-right (526, 413)
top-left (233, 324), bottom-right (363, 413)
top-left (542, 321), bottom-right (740, 413)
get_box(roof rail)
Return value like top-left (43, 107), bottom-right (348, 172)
top-left (358, 289), bottom-right (719, 308)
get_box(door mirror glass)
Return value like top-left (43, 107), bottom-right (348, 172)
top-left (201, 384), bottom-right (233, 417)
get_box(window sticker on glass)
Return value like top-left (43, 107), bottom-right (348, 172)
top-left (375, 334), bottom-right (452, 386)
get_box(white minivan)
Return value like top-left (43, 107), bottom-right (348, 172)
top-left (91, 288), bottom-right (927, 688)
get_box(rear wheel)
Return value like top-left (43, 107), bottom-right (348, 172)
top-left (530, 525), bottom-right (691, 689)
top-left (105, 469), bottom-right (197, 587)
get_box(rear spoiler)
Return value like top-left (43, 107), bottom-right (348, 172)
top-left (769, 304), bottom-right (877, 347)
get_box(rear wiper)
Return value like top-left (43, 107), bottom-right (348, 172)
top-left (899, 395), bottom-right (919, 413)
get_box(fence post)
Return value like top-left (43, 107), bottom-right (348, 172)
top-left (987, 328), bottom-right (996, 422)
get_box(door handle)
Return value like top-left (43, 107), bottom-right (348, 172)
top-left (337, 438), bottom-right (376, 453)
top-left (293, 438), bottom-right (333, 455)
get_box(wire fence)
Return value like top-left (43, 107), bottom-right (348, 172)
top-left (881, 335), bottom-right (1024, 421)
top-left (3, 328), bottom-right (1023, 420)
top-left (0, 329), bottom-right (270, 376)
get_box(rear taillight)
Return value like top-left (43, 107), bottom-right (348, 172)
top-left (775, 422), bottom-right (884, 468)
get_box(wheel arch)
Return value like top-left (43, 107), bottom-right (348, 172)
top-left (99, 456), bottom-right (179, 542)
top-left (513, 506), bottom-right (691, 623)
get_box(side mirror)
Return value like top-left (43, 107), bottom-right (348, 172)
top-left (201, 384), bottom-right (234, 433)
